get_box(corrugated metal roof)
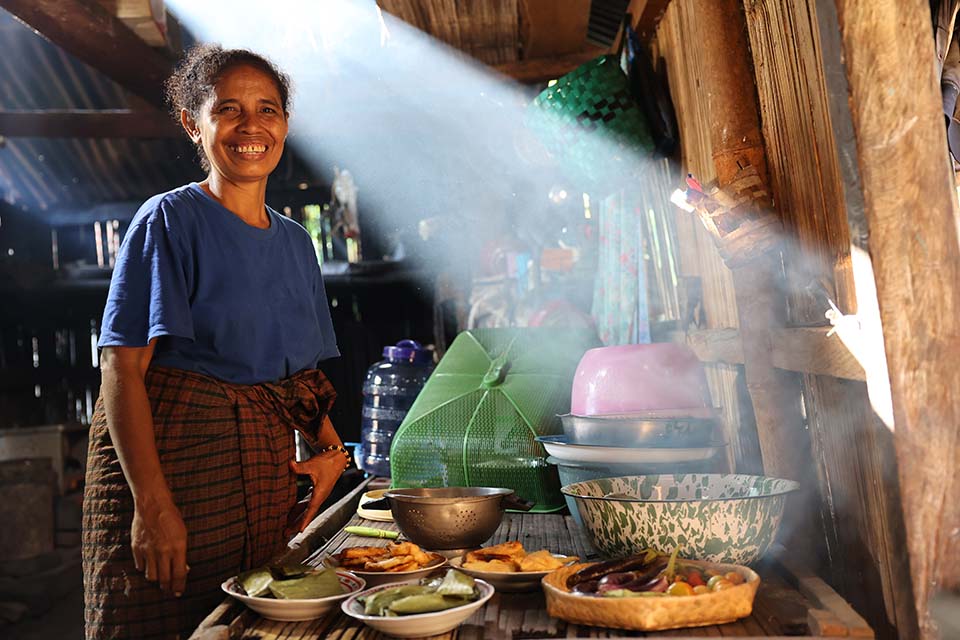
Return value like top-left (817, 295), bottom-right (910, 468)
top-left (0, 10), bottom-right (318, 219)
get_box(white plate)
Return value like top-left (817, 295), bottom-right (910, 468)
top-left (341, 578), bottom-right (494, 638)
top-left (222, 570), bottom-right (364, 622)
top-left (357, 489), bottom-right (394, 522)
top-left (448, 555), bottom-right (576, 592)
top-left (324, 551), bottom-right (448, 587)
top-left (535, 435), bottom-right (726, 464)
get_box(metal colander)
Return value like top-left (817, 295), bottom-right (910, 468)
top-left (382, 487), bottom-right (531, 551)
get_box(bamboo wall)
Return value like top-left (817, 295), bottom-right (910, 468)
top-left (653, 1), bottom-right (916, 638)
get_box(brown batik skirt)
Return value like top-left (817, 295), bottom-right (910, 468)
top-left (82, 366), bottom-right (336, 640)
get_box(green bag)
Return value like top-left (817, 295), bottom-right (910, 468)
top-left (524, 54), bottom-right (654, 191)
top-left (388, 328), bottom-right (599, 512)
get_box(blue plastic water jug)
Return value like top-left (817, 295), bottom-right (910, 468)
top-left (357, 340), bottom-right (434, 477)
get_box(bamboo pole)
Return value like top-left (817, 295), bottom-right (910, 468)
top-left (832, 0), bottom-right (960, 636)
top-left (691, 0), bottom-right (818, 562)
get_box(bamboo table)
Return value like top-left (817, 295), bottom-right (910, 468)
top-left (192, 482), bottom-right (873, 640)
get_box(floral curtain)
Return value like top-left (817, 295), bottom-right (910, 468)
top-left (591, 190), bottom-right (651, 345)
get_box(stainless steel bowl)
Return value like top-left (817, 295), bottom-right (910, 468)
top-left (382, 487), bottom-right (531, 551)
top-left (558, 413), bottom-right (717, 447)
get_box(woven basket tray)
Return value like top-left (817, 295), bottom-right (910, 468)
top-left (542, 560), bottom-right (760, 632)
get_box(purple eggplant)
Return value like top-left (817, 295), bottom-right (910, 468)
top-left (565, 554), bottom-right (659, 589)
top-left (596, 572), bottom-right (639, 594)
top-left (570, 579), bottom-right (600, 595)
top-left (621, 574), bottom-right (669, 593)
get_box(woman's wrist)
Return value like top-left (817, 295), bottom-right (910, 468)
top-left (317, 444), bottom-right (351, 470)
top-left (133, 486), bottom-right (176, 512)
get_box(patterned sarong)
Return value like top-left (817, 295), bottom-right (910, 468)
top-left (82, 366), bottom-right (336, 640)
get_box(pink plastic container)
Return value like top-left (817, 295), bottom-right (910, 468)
top-left (570, 344), bottom-right (711, 416)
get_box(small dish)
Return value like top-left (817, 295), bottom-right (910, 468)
top-left (357, 489), bottom-right (394, 522)
top-left (535, 435), bottom-right (726, 464)
top-left (324, 552), bottom-right (448, 587)
top-left (448, 555), bottom-right (575, 592)
top-left (221, 570), bottom-right (364, 622)
top-left (341, 578), bottom-right (494, 638)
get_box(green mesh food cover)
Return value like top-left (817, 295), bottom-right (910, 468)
top-left (525, 54), bottom-right (654, 192)
top-left (389, 328), bottom-right (599, 512)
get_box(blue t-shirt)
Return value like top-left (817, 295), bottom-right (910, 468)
top-left (98, 183), bottom-right (339, 384)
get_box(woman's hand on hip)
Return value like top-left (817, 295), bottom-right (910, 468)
top-left (131, 494), bottom-right (189, 596)
top-left (289, 453), bottom-right (345, 532)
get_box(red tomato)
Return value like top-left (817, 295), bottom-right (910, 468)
top-left (685, 570), bottom-right (706, 587)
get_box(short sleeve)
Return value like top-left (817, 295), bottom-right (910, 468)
top-left (98, 199), bottom-right (195, 347)
top-left (312, 257), bottom-right (340, 360)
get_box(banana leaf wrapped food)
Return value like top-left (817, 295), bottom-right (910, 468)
top-left (358, 570), bottom-right (480, 616)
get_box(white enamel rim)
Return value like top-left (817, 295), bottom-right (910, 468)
top-left (536, 435), bottom-right (726, 464)
top-left (340, 577), bottom-right (494, 622)
top-left (221, 569), bottom-right (365, 605)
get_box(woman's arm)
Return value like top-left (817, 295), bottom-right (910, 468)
top-left (289, 415), bottom-right (348, 531)
top-left (100, 342), bottom-right (188, 597)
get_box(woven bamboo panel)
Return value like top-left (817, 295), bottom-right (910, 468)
top-left (742, 0), bottom-right (853, 324)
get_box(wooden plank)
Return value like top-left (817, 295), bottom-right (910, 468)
top-left (630, 0), bottom-right (673, 40)
top-left (774, 549), bottom-right (875, 639)
top-left (831, 0), bottom-right (960, 637)
top-left (806, 608), bottom-right (850, 637)
top-left (0, 0), bottom-right (172, 107)
top-left (519, 0), bottom-right (590, 58)
top-left (801, 375), bottom-right (910, 640)
top-left (678, 327), bottom-right (864, 382)
top-left (769, 328), bottom-right (864, 381)
top-left (684, 328), bottom-right (744, 366)
top-left (491, 45), bottom-right (606, 83)
top-left (0, 109), bottom-right (180, 138)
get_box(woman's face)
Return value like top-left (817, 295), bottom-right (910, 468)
top-left (184, 64), bottom-right (288, 184)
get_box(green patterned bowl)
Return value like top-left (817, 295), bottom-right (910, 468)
top-left (562, 474), bottom-right (799, 565)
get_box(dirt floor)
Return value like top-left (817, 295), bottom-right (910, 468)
top-left (7, 579), bottom-right (84, 640)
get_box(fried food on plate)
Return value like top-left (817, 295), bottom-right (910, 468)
top-left (463, 541), bottom-right (577, 573)
top-left (462, 558), bottom-right (519, 573)
top-left (336, 541), bottom-right (438, 573)
top-left (464, 540), bottom-right (525, 564)
top-left (519, 549), bottom-right (571, 572)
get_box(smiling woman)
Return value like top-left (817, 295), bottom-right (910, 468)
top-left (81, 45), bottom-right (347, 640)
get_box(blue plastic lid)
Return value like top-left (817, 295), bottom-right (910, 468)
top-left (383, 340), bottom-right (434, 365)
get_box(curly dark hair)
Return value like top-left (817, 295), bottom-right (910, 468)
top-left (164, 44), bottom-right (293, 171)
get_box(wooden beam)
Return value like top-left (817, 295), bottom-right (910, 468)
top-left (682, 328), bottom-right (744, 366)
top-left (0, 110), bottom-right (180, 138)
top-left (832, 0), bottom-right (960, 636)
top-left (493, 46), bottom-right (606, 83)
top-left (627, 0), bottom-right (673, 40)
top-left (769, 327), bottom-right (865, 381)
top-left (0, 0), bottom-right (172, 107)
top-left (680, 327), bottom-right (865, 381)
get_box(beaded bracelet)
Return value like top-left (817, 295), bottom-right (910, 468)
top-left (319, 444), bottom-right (351, 470)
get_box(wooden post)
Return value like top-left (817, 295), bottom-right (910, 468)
top-left (692, 0), bottom-right (818, 562)
top-left (694, 0), bottom-right (803, 473)
top-left (832, 0), bottom-right (960, 636)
